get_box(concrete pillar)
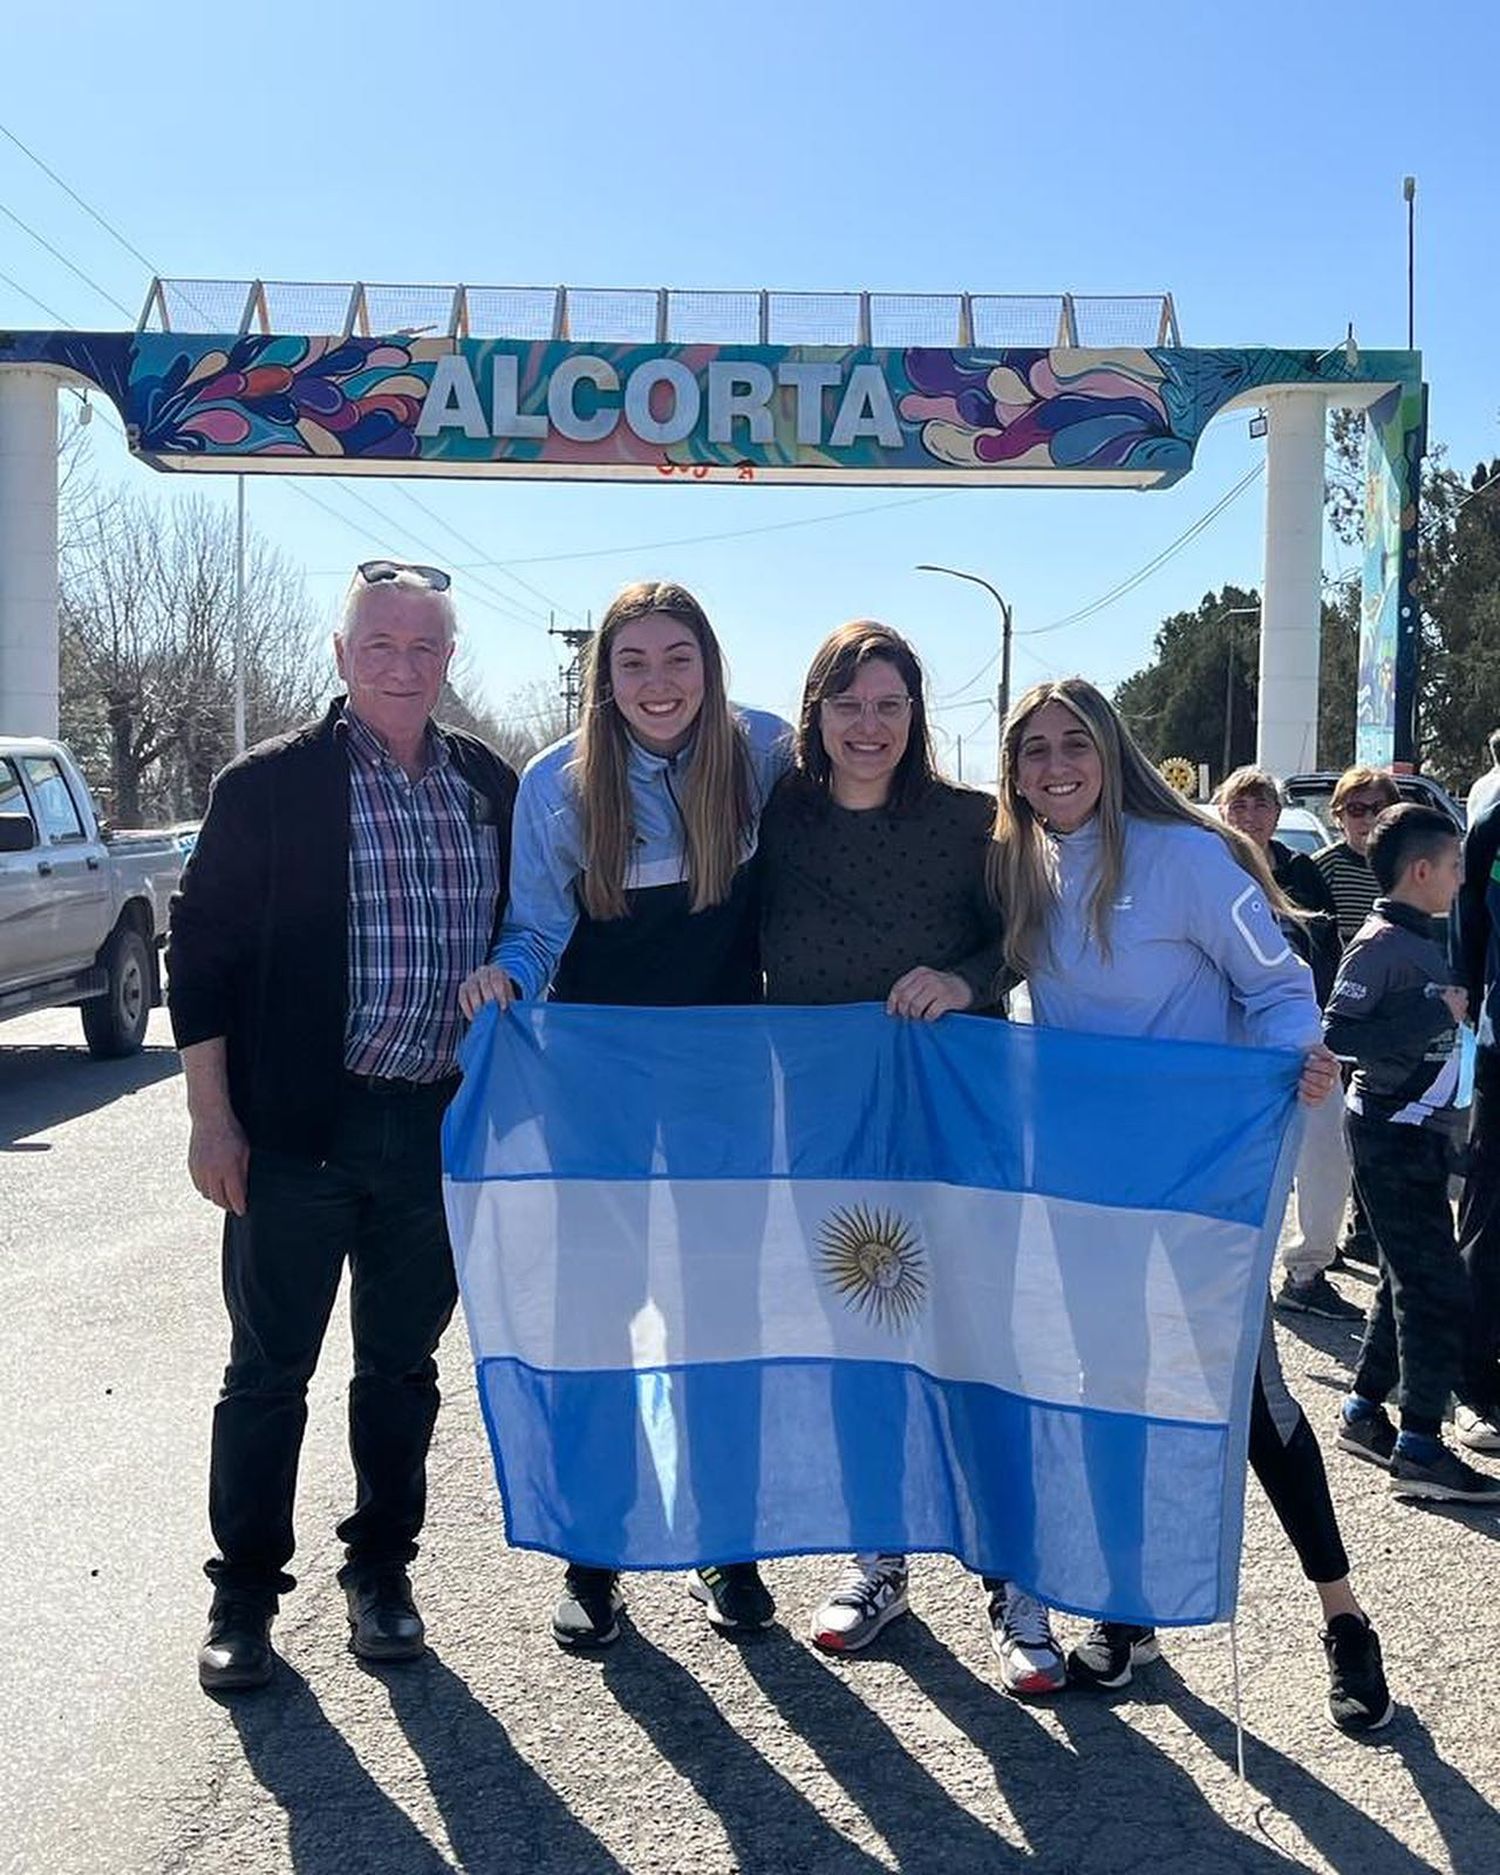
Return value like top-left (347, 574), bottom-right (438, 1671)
top-left (1256, 389), bottom-right (1328, 779)
top-left (0, 368), bottom-right (62, 738)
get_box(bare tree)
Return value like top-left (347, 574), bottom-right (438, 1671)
top-left (59, 486), bottom-right (324, 823)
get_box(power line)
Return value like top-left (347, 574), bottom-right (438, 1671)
top-left (0, 196), bottom-right (136, 319)
top-left (0, 118), bottom-right (160, 276)
top-left (391, 485), bottom-right (579, 623)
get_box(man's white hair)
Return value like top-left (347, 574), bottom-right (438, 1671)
top-left (339, 567), bottom-right (458, 644)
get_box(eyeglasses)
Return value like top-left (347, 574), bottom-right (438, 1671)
top-left (1339, 800), bottom-right (1393, 820)
top-left (356, 559), bottom-right (452, 592)
top-left (821, 695), bottom-right (913, 725)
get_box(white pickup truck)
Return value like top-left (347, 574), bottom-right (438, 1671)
top-left (0, 737), bottom-right (185, 1056)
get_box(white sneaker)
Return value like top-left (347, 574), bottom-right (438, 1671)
top-left (1454, 1403), bottom-right (1500, 1453)
top-left (809, 1555), bottom-right (910, 1653)
top-left (986, 1579), bottom-right (1065, 1695)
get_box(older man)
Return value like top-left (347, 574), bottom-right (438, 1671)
top-left (169, 562), bottom-right (516, 1692)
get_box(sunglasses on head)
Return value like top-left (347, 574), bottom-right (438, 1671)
top-left (356, 559), bottom-right (452, 592)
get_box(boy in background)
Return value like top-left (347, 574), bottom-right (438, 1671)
top-left (1325, 804), bottom-right (1500, 1504)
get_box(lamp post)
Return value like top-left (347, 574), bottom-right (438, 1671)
top-left (916, 563), bottom-right (1013, 782)
top-left (1220, 603), bottom-right (1260, 780)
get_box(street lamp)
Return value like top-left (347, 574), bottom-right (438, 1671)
top-left (916, 563), bottom-right (1013, 781)
top-left (1220, 604), bottom-right (1260, 779)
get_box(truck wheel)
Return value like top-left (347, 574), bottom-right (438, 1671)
top-left (82, 924), bottom-right (151, 1058)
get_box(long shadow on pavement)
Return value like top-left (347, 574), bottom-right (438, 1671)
top-left (896, 1616), bottom-right (1383, 1873)
top-left (0, 1042), bottom-right (179, 1146)
top-left (1112, 1659), bottom-right (1481, 1875)
top-left (1380, 1713), bottom-right (1500, 1875)
top-left (600, 1628), bottom-right (892, 1874)
top-left (379, 1651), bottom-right (625, 1874)
top-left (735, 1624), bottom-right (1034, 1869)
top-left (221, 1662), bottom-right (450, 1873)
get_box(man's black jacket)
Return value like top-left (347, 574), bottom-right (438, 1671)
top-left (168, 700), bottom-right (518, 1158)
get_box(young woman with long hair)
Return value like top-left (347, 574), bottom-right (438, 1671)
top-left (759, 620), bottom-right (1004, 1654)
top-left (460, 578), bottom-right (791, 1648)
top-left (984, 677), bottom-right (1392, 1732)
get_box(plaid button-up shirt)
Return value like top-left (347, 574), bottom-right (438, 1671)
top-left (343, 709), bottom-right (502, 1081)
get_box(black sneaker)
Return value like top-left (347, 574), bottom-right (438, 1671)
top-left (198, 1590), bottom-right (276, 1693)
top-left (1275, 1271), bottom-right (1366, 1322)
top-left (551, 1565), bottom-right (624, 1649)
top-left (1065, 1620), bottom-right (1160, 1690)
top-left (689, 1563), bottom-right (776, 1633)
top-left (1390, 1443), bottom-right (1500, 1504)
top-left (1335, 1406), bottom-right (1397, 1470)
top-left (1322, 1613), bottom-right (1395, 1732)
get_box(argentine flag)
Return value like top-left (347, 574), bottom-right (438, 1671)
top-left (444, 1005), bottom-right (1301, 1626)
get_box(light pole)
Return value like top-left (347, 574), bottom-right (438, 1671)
top-left (916, 562), bottom-right (1013, 781)
top-left (1403, 175), bottom-right (1416, 350)
top-left (233, 475), bottom-right (246, 755)
top-left (1220, 603), bottom-right (1259, 779)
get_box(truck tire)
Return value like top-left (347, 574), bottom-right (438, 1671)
top-left (81, 924), bottom-right (151, 1058)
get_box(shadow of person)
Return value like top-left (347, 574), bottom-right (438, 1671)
top-left (377, 1651), bottom-right (625, 1875)
top-left (734, 1622), bottom-right (1032, 1868)
top-left (220, 1661), bottom-right (450, 1874)
top-left (600, 1628), bottom-right (891, 1873)
top-left (1381, 1712), bottom-right (1500, 1875)
top-left (1113, 1658), bottom-right (1454, 1875)
top-left (0, 1042), bottom-right (179, 1146)
top-left (893, 1616), bottom-right (1404, 1874)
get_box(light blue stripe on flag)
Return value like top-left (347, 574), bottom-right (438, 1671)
top-left (444, 1004), bottom-right (1302, 1625)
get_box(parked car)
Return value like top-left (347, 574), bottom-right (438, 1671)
top-left (0, 737), bottom-right (184, 1055)
top-left (1272, 805), bottom-right (1329, 856)
top-left (1282, 770), bottom-right (1466, 836)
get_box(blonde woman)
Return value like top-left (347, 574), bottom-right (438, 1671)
top-left (460, 580), bottom-right (791, 1648)
top-left (987, 678), bottom-right (1392, 1733)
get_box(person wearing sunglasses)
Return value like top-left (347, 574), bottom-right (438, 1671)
top-left (1313, 767), bottom-right (1402, 947)
top-left (170, 560), bottom-right (518, 1693)
top-left (757, 620), bottom-right (1005, 1657)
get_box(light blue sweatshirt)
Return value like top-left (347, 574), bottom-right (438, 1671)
top-left (496, 706), bottom-right (792, 1000)
top-left (1026, 815), bottom-right (1320, 1050)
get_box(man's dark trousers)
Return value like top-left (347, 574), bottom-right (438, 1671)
top-left (206, 1075), bottom-right (459, 1596)
top-left (1346, 1114), bottom-right (1465, 1429)
top-left (1459, 1046), bottom-right (1500, 1411)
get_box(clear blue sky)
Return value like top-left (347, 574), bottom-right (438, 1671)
top-left (4, 0), bottom-right (1498, 780)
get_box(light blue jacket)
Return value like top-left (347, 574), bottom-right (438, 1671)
top-left (496, 707), bottom-right (792, 1000)
top-left (1027, 815), bottom-right (1320, 1050)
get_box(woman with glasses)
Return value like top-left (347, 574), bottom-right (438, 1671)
top-left (986, 678), bottom-right (1392, 1732)
top-left (459, 579), bottom-right (791, 1650)
top-left (1314, 767), bottom-right (1402, 945)
top-left (758, 620), bottom-right (1005, 1656)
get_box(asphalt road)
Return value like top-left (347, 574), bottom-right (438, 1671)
top-left (4, 1006), bottom-right (1499, 1875)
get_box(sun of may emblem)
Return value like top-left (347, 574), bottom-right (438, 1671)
top-left (817, 1203), bottom-right (928, 1329)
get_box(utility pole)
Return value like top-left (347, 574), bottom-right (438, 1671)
top-left (549, 615), bottom-right (594, 730)
top-left (916, 563), bottom-right (1013, 783)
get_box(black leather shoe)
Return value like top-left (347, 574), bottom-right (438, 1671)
top-left (198, 1592), bottom-right (276, 1692)
top-left (345, 1567), bottom-right (426, 1661)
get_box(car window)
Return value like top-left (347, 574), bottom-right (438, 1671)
top-left (20, 756), bottom-right (87, 842)
top-left (0, 758), bottom-right (26, 819)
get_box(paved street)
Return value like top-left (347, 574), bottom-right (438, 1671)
top-left (4, 1006), bottom-right (1499, 1875)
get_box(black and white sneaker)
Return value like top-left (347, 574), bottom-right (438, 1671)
top-left (1323, 1613), bottom-right (1395, 1732)
top-left (985, 1579), bottom-right (1065, 1694)
top-left (1066, 1620), bottom-right (1161, 1690)
top-left (551, 1565), bottom-right (624, 1649)
top-left (809, 1556), bottom-right (910, 1653)
top-left (1390, 1442), bottom-right (1500, 1504)
top-left (689, 1563), bottom-right (776, 1633)
top-left (1453, 1403), bottom-right (1500, 1454)
top-left (1336, 1405), bottom-right (1397, 1471)
top-left (1275, 1271), bottom-right (1365, 1322)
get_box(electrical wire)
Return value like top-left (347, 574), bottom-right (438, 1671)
top-left (0, 197), bottom-right (136, 319)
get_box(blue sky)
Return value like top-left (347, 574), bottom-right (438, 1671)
top-left (4, 0), bottom-right (1498, 780)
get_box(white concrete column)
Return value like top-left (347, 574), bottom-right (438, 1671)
top-left (0, 368), bottom-right (62, 738)
top-left (1256, 389), bottom-right (1328, 779)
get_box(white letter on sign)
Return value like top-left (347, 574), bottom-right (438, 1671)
top-left (706, 362), bottom-right (775, 445)
top-left (829, 364), bottom-right (902, 449)
top-left (548, 357), bottom-right (620, 443)
top-left (775, 362), bottom-right (843, 446)
top-left (490, 354), bottom-right (548, 439)
top-left (625, 360), bottom-right (701, 446)
top-left (416, 354), bottom-right (488, 439)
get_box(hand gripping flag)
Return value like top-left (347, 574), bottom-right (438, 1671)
top-left (443, 1004), bottom-right (1302, 1625)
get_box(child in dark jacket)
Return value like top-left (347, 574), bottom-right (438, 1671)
top-left (1325, 804), bottom-right (1500, 1504)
